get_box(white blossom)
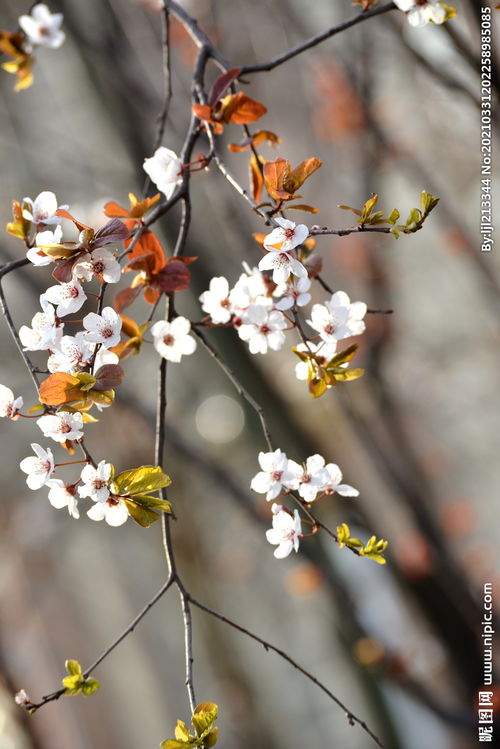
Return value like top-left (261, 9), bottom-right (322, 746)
top-left (266, 506), bottom-right (302, 559)
top-left (14, 689), bottom-right (31, 707)
top-left (322, 463), bottom-right (359, 498)
top-left (46, 479), bottom-right (80, 518)
top-left (44, 280), bottom-right (87, 317)
top-left (73, 249), bottom-right (122, 284)
top-left (151, 317), bottom-right (197, 362)
top-left (87, 496), bottom-right (128, 527)
top-left (19, 443), bottom-right (54, 489)
top-left (294, 340), bottom-right (338, 381)
top-left (274, 276), bottom-right (312, 311)
top-left (143, 147), bottom-right (183, 199)
top-left (78, 461), bottom-right (111, 502)
top-left (250, 449), bottom-right (300, 501)
top-left (307, 291), bottom-right (366, 343)
top-left (47, 332), bottom-right (94, 374)
top-left (37, 411), bottom-right (83, 442)
top-left (0, 385), bottom-right (23, 420)
top-left (229, 265), bottom-right (273, 318)
top-left (238, 306), bottom-right (287, 355)
top-left (258, 249), bottom-right (307, 286)
top-left (199, 276), bottom-right (234, 324)
top-left (263, 218), bottom-right (309, 253)
top-left (26, 225), bottom-right (62, 266)
top-left (288, 454), bottom-right (330, 503)
top-left (22, 190), bottom-right (66, 225)
top-left (19, 4), bottom-right (65, 48)
top-left (19, 294), bottom-right (62, 351)
top-left (393, 0), bottom-right (446, 26)
top-left (83, 307), bottom-right (122, 349)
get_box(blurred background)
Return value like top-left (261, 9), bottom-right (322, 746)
top-left (0, 0), bottom-right (499, 747)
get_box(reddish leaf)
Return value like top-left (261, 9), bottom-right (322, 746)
top-left (156, 259), bottom-right (191, 292)
top-left (92, 218), bottom-right (130, 248)
top-left (226, 93), bottom-right (267, 124)
top-left (103, 201), bottom-right (130, 218)
top-left (263, 158), bottom-right (291, 201)
top-left (143, 287), bottom-right (161, 305)
top-left (283, 158), bottom-right (322, 194)
top-left (252, 130), bottom-right (281, 147)
top-left (93, 364), bottom-right (125, 391)
top-left (39, 372), bottom-right (82, 406)
top-left (282, 203), bottom-right (320, 214)
top-left (114, 284), bottom-right (144, 313)
top-left (192, 103), bottom-right (213, 123)
top-left (249, 155), bottom-right (265, 203)
top-left (209, 67), bottom-right (241, 106)
top-left (52, 255), bottom-right (82, 283)
top-left (55, 209), bottom-right (91, 233)
top-left (120, 314), bottom-right (141, 339)
top-left (124, 230), bottom-right (166, 274)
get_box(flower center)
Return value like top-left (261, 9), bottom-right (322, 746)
top-left (107, 496), bottom-right (120, 507)
top-left (301, 472), bottom-right (311, 484)
top-left (324, 323), bottom-right (336, 336)
top-left (163, 334), bottom-right (175, 346)
top-left (92, 479), bottom-right (106, 490)
top-left (284, 228), bottom-right (295, 239)
top-left (271, 470), bottom-right (283, 482)
top-left (92, 261), bottom-right (105, 274)
top-left (101, 326), bottom-right (114, 338)
top-left (66, 285), bottom-right (79, 299)
top-left (260, 325), bottom-right (270, 334)
top-left (60, 423), bottom-right (71, 433)
top-left (220, 298), bottom-right (230, 309)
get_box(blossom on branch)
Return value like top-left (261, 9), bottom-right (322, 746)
top-left (237, 306), bottom-right (287, 355)
top-left (44, 280), bottom-right (87, 317)
top-left (199, 276), bottom-right (234, 324)
top-left (27, 225), bottom-right (62, 266)
top-left (47, 332), bottom-right (94, 374)
top-left (266, 504), bottom-right (302, 559)
top-left (143, 147), bottom-right (183, 199)
top-left (323, 463), bottom-right (359, 498)
top-left (37, 411), bottom-right (83, 442)
top-left (0, 384), bottom-right (23, 420)
top-left (78, 461), bottom-right (112, 502)
top-left (46, 479), bottom-right (80, 518)
top-left (19, 443), bottom-right (54, 489)
top-left (73, 249), bottom-right (122, 284)
top-left (250, 449), bottom-right (300, 500)
top-left (18, 4), bottom-right (65, 49)
top-left (83, 307), bottom-right (122, 349)
top-left (151, 317), bottom-right (197, 362)
top-left (263, 218), bottom-right (309, 253)
top-left (19, 295), bottom-right (62, 351)
top-left (274, 276), bottom-right (311, 311)
top-left (87, 495), bottom-right (128, 527)
top-left (22, 190), bottom-right (66, 226)
top-left (307, 291), bottom-right (366, 343)
top-left (393, 0), bottom-right (447, 26)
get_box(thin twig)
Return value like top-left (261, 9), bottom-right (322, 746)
top-left (192, 326), bottom-right (273, 450)
top-left (188, 595), bottom-right (385, 748)
top-left (29, 576), bottom-right (175, 713)
top-left (239, 3), bottom-right (395, 75)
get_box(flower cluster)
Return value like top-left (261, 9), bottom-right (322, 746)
top-left (198, 219), bottom-right (367, 371)
top-left (251, 449), bottom-right (359, 559)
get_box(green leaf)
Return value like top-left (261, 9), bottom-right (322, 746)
top-left (329, 367), bottom-right (364, 382)
top-left (175, 721), bottom-right (191, 742)
top-left (113, 465), bottom-right (172, 496)
top-left (131, 493), bottom-right (172, 513)
top-left (65, 659), bottom-right (82, 676)
top-left (76, 373), bottom-right (97, 392)
top-left (204, 728), bottom-right (219, 748)
top-left (81, 678), bottom-right (100, 696)
top-left (123, 500), bottom-right (161, 528)
top-left (192, 703), bottom-right (218, 738)
top-left (160, 741), bottom-right (188, 749)
top-left (327, 344), bottom-right (359, 367)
